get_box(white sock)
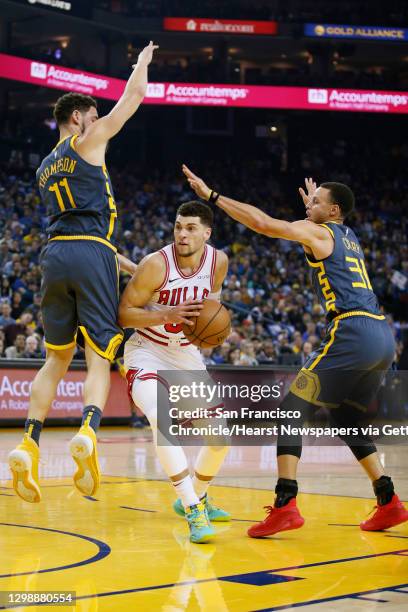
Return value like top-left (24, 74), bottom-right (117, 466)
top-left (173, 474), bottom-right (200, 509)
top-left (192, 475), bottom-right (210, 499)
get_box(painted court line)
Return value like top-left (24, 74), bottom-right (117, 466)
top-left (0, 523), bottom-right (110, 580)
top-left (253, 582), bottom-right (408, 611)
top-left (1, 545), bottom-right (406, 608)
top-left (120, 506), bottom-right (157, 513)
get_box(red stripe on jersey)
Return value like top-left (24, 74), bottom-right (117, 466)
top-left (210, 247), bottom-right (217, 291)
top-left (138, 373), bottom-right (170, 390)
top-left (156, 250), bottom-right (170, 290)
top-left (126, 368), bottom-right (141, 398)
top-left (144, 326), bottom-right (170, 340)
top-left (137, 330), bottom-right (169, 346)
top-left (137, 329), bottom-right (191, 347)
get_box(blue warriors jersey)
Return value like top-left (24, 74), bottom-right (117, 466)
top-left (36, 135), bottom-right (117, 245)
top-left (306, 222), bottom-right (380, 316)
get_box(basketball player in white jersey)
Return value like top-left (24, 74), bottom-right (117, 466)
top-left (119, 201), bottom-right (230, 543)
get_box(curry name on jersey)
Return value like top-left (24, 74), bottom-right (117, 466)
top-left (36, 135), bottom-right (117, 244)
top-left (306, 221), bottom-right (380, 316)
top-left (132, 243), bottom-right (217, 349)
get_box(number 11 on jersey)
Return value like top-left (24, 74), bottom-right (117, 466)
top-left (49, 178), bottom-right (76, 211)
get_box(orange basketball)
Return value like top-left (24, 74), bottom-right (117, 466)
top-left (183, 299), bottom-right (231, 348)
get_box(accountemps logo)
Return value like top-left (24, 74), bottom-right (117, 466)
top-left (147, 83), bottom-right (165, 98)
top-left (31, 61), bottom-right (47, 79)
top-left (308, 89), bottom-right (328, 104)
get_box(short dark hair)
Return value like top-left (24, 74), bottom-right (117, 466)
top-left (321, 182), bottom-right (355, 218)
top-left (53, 93), bottom-right (97, 126)
top-left (176, 201), bottom-right (214, 228)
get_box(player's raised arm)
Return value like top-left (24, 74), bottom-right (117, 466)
top-left (118, 253), bottom-right (203, 329)
top-left (77, 41), bottom-right (158, 158)
top-left (182, 165), bottom-right (330, 252)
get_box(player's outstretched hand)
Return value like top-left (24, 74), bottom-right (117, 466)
top-left (164, 299), bottom-right (203, 326)
top-left (136, 41), bottom-right (159, 67)
top-left (299, 177), bottom-right (317, 206)
top-left (182, 165), bottom-right (212, 201)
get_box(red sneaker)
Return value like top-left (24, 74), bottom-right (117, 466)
top-left (247, 498), bottom-right (305, 538)
top-left (360, 495), bottom-right (408, 531)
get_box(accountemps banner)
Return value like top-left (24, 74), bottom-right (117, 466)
top-left (163, 17), bottom-right (277, 35)
top-left (305, 23), bottom-right (408, 41)
top-left (0, 369), bottom-right (129, 419)
top-left (1, 53), bottom-right (408, 114)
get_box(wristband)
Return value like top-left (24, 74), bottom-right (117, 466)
top-left (208, 190), bottom-right (220, 204)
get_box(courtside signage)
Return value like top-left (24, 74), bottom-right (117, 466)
top-left (305, 23), bottom-right (408, 41)
top-left (163, 17), bottom-right (277, 35)
top-left (1, 53), bottom-right (408, 114)
top-left (0, 369), bottom-right (129, 418)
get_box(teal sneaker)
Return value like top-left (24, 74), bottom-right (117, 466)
top-left (185, 501), bottom-right (215, 544)
top-left (174, 493), bottom-right (231, 522)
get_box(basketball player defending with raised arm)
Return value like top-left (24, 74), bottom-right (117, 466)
top-left (119, 201), bottom-right (230, 543)
top-left (8, 42), bottom-right (158, 504)
top-left (184, 165), bottom-right (408, 536)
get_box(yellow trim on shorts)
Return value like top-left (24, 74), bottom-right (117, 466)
top-left (79, 326), bottom-right (123, 362)
top-left (306, 310), bottom-right (385, 372)
top-left (45, 339), bottom-right (77, 351)
top-left (49, 235), bottom-right (117, 253)
top-left (307, 319), bottom-right (340, 371)
top-left (332, 310), bottom-right (385, 322)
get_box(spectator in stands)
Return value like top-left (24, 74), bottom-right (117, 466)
top-left (26, 292), bottom-right (42, 319)
top-left (5, 333), bottom-right (26, 359)
top-left (10, 291), bottom-right (24, 319)
top-left (0, 301), bottom-right (16, 327)
top-left (3, 311), bottom-right (34, 347)
top-left (300, 341), bottom-right (313, 365)
top-left (257, 340), bottom-right (278, 365)
top-left (0, 337), bottom-right (5, 357)
top-left (238, 340), bottom-right (259, 366)
top-left (227, 348), bottom-right (241, 366)
top-left (22, 335), bottom-right (42, 359)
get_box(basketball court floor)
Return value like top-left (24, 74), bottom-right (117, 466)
top-left (1, 428), bottom-right (407, 611)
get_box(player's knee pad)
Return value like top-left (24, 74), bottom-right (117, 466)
top-left (276, 392), bottom-right (309, 459)
top-left (331, 404), bottom-right (377, 460)
top-left (341, 440), bottom-right (378, 461)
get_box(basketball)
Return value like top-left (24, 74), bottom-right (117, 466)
top-left (183, 299), bottom-right (231, 348)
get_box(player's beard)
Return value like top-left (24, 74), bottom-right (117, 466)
top-left (175, 244), bottom-right (201, 259)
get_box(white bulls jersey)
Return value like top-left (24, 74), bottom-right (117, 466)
top-left (124, 243), bottom-right (217, 371)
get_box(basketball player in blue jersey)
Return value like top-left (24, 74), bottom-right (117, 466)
top-left (8, 41), bottom-right (158, 504)
top-left (184, 166), bottom-right (408, 536)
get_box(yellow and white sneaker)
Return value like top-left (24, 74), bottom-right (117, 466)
top-left (69, 425), bottom-right (100, 496)
top-left (8, 434), bottom-right (41, 503)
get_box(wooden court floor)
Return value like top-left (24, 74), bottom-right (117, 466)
top-left (1, 428), bottom-right (407, 611)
